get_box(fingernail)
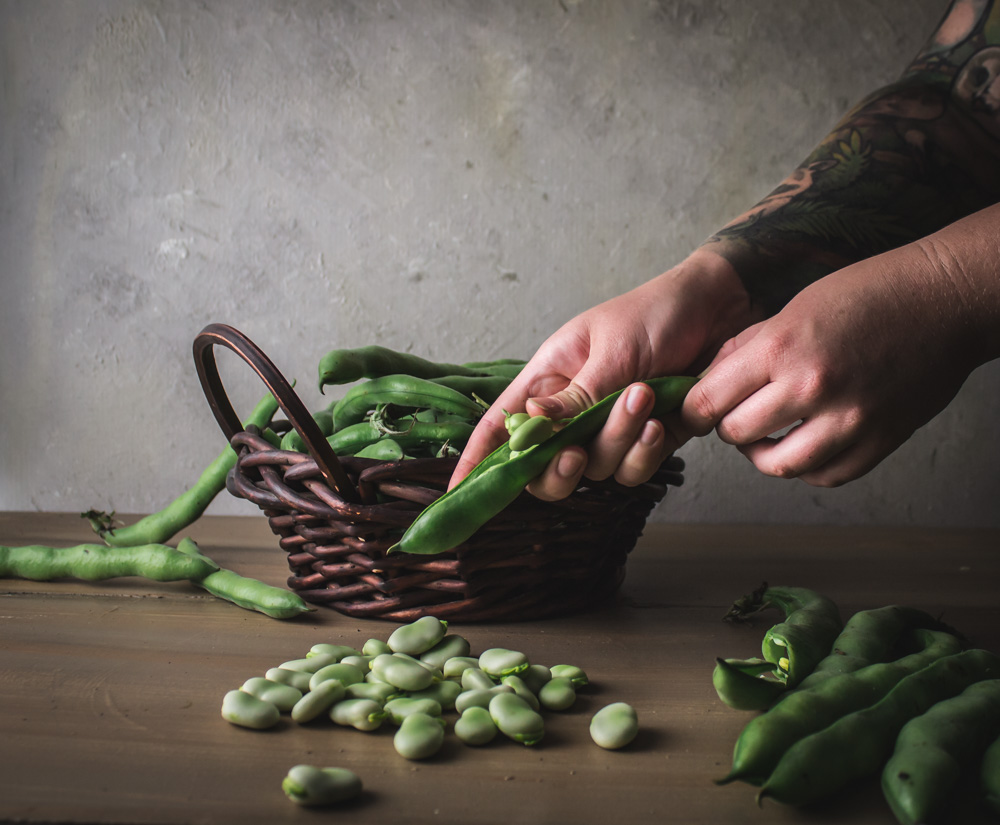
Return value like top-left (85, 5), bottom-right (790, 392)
top-left (556, 449), bottom-right (586, 480)
top-left (640, 420), bottom-right (661, 446)
top-left (625, 384), bottom-right (651, 415)
top-left (529, 397), bottom-right (560, 416)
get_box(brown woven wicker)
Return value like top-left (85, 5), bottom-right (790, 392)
top-left (194, 323), bottom-right (684, 623)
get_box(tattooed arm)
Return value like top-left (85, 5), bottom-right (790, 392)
top-left (452, 0), bottom-right (1000, 497)
top-left (679, 0), bottom-right (1000, 487)
top-left (711, 0), bottom-right (1000, 314)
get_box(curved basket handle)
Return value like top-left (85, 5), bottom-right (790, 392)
top-left (193, 322), bottom-right (360, 503)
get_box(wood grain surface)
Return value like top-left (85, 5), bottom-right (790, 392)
top-left (2, 512), bottom-right (998, 824)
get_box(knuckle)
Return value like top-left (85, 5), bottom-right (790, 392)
top-left (684, 388), bottom-right (721, 433)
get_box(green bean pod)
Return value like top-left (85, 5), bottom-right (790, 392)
top-left (757, 648), bottom-right (1000, 807)
top-left (318, 345), bottom-right (493, 391)
top-left (327, 419), bottom-right (475, 457)
top-left (795, 604), bottom-right (956, 691)
top-left (176, 538), bottom-right (312, 620)
top-left (281, 765), bottom-right (362, 806)
top-left (429, 374), bottom-right (514, 404)
top-left (882, 679), bottom-right (1000, 825)
top-left (85, 391), bottom-right (279, 546)
top-left (712, 657), bottom-right (786, 711)
top-left (389, 376), bottom-right (698, 556)
top-left (393, 712), bottom-right (447, 760)
top-left (353, 439), bottom-right (407, 460)
top-left (454, 705), bottom-right (498, 746)
top-left (0, 543), bottom-right (218, 583)
top-left (982, 732), bottom-right (1000, 815)
top-left (752, 585), bottom-right (844, 687)
top-left (330, 374), bottom-right (485, 430)
top-left (279, 409), bottom-right (336, 453)
top-left (720, 628), bottom-right (963, 786)
top-left (590, 702), bottom-right (639, 750)
top-left (489, 692), bottom-right (545, 746)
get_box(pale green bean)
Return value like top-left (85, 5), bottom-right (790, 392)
top-left (590, 702), bottom-right (638, 749)
top-left (282, 765), bottom-right (362, 807)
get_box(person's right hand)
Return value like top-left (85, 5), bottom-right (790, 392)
top-left (449, 249), bottom-right (757, 499)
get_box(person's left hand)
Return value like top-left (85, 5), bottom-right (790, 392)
top-left (680, 235), bottom-right (986, 486)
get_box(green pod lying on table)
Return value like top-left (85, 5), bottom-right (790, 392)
top-left (388, 376), bottom-right (697, 556)
top-left (0, 542), bottom-right (218, 583)
top-left (84, 391), bottom-right (280, 547)
top-left (720, 627), bottom-right (963, 786)
top-left (757, 648), bottom-right (1000, 807)
top-left (712, 657), bottom-right (786, 711)
top-left (983, 732), bottom-right (1000, 815)
top-left (176, 538), bottom-right (312, 620)
top-left (881, 679), bottom-right (1000, 825)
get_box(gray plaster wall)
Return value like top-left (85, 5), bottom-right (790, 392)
top-left (2, 0), bottom-right (997, 527)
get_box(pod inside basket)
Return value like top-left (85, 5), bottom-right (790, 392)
top-left (194, 323), bottom-right (685, 622)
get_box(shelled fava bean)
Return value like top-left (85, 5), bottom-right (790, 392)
top-left (217, 616), bottom-right (642, 806)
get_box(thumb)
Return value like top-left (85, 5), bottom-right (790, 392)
top-left (525, 366), bottom-right (620, 420)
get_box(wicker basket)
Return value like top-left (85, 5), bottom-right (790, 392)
top-left (193, 323), bottom-right (684, 622)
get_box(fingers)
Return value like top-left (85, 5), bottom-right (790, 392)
top-left (526, 446), bottom-right (588, 501)
top-left (733, 410), bottom-right (897, 487)
top-left (448, 409), bottom-right (508, 489)
top-left (526, 382), bottom-right (678, 500)
top-left (681, 343), bottom-right (773, 438)
top-left (584, 383), bottom-right (656, 479)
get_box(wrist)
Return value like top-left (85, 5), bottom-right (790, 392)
top-left (649, 248), bottom-right (760, 370)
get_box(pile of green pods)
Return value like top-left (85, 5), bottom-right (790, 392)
top-left (713, 583), bottom-right (1000, 825)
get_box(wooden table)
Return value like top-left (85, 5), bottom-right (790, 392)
top-left (2, 512), bottom-right (998, 824)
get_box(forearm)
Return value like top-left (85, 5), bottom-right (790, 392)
top-left (700, 0), bottom-right (1000, 315)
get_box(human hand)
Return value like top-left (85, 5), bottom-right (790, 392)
top-left (681, 234), bottom-right (989, 486)
top-left (449, 250), bottom-right (754, 498)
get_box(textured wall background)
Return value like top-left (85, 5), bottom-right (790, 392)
top-left (3, 0), bottom-right (998, 526)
